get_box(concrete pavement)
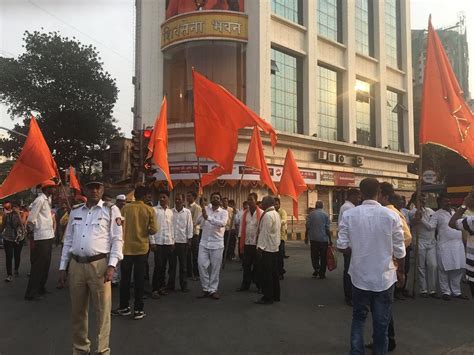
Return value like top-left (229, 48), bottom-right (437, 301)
top-left (0, 241), bottom-right (473, 354)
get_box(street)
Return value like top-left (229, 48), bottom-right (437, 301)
top-left (0, 241), bottom-right (473, 355)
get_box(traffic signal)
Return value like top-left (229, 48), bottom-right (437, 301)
top-left (142, 128), bottom-right (153, 173)
top-left (131, 129), bottom-right (142, 171)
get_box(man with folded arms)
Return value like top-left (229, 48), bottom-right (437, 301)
top-left (58, 180), bottom-right (123, 355)
top-left (338, 178), bottom-right (405, 355)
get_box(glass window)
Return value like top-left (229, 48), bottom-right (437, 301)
top-left (386, 90), bottom-right (404, 151)
top-left (163, 41), bottom-right (246, 124)
top-left (318, 0), bottom-right (340, 42)
top-left (272, 0), bottom-right (302, 24)
top-left (317, 66), bottom-right (339, 140)
top-left (385, 0), bottom-right (400, 68)
top-left (355, 0), bottom-right (373, 56)
top-left (355, 79), bottom-right (374, 146)
top-left (271, 48), bottom-right (301, 134)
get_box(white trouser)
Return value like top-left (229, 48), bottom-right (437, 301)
top-left (438, 268), bottom-right (463, 296)
top-left (418, 246), bottom-right (438, 293)
top-left (198, 245), bottom-right (223, 293)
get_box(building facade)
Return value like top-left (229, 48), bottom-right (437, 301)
top-left (103, 137), bottom-right (133, 183)
top-left (134, 0), bottom-right (417, 221)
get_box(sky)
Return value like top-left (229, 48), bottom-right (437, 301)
top-left (0, 0), bottom-right (473, 137)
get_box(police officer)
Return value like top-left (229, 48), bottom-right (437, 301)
top-left (58, 180), bottom-right (123, 355)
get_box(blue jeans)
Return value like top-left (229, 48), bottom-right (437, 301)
top-left (350, 284), bottom-right (395, 355)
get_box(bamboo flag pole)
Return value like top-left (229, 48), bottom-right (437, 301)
top-left (411, 143), bottom-right (424, 298)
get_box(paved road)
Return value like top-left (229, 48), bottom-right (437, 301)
top-left (0, 241), bottom-right (473, 355)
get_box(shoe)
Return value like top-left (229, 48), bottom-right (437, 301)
top-left (394, 292), bottom-right (406, 301)
top-left (191, 276), bottom-right (199, 281)
top-left (158, 289), bottom-right (168, 296)
top-left (111, 307), bottom-right (131, 316)
top-left (429, 293), bottom-right (440, 299)
top-left (133, 310), bottom-right (146, 320)
top-left (442, 294), bottom-right (451, 301)
top-left (420, 292), bottom-right (429, 298)
top-left (24, 295), bottom-right (45, 301)
top-left (312, 271), bottom-right (318, 277)
top-left (38, 289), bottom-right (52, 295)
top-left (454, 294), bottom-right (469, 300)
top-left (236, 287), bottom-right (249, 292)
top-left (181, 288), bottom-right (190, 293)
top-left (197, 291), bottom-right (210, 299)
top-left (388, 339), bottom-right (396, 352)
top-left (319, 275), bottom-right (326, 280)
top-left (4, 275), bottom-right (12, 282)
top-left (151, 291), bottom-right (160, 299)
top-left (209, 292), bottom-right (220, 300)
top-left (255, 298), bottom-right (273, 305)
top-left (284, 255), bottom-right (289, 259)
top-left (365, 343), bottom-right (373, 350)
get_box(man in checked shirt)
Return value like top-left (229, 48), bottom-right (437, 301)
top-left (58, 180), bottom-right (123, 355)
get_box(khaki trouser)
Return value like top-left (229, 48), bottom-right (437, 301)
top-left (69, 258), bottom-right (111, 355)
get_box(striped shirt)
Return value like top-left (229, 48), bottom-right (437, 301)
top-left (454, 214), bottom-right (474, 281)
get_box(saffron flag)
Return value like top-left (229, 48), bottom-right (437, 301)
top-left (244, 127), bottom-right (277, 195)
top-left (420, 17), bottom-right (474, 165)
top-left (147, 97), bottom-right (173, 189)
top-left (69, 166), bottom-right (81, 192)
top-left (193, 70), bottom-right (277, 187)
top-left (278, 149), bottom-right (307, 220)
top-left (0, 116), bottom-right (58, 199)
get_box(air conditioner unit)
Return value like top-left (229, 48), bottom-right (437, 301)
top-left (327, 153), bottom-right (337, 163)
top-left (355, 156), bottom-right (364, 166)
top-left (317, 151), bottom-right (328, 160)
top-left (337, 154), bottom-right (345, 164)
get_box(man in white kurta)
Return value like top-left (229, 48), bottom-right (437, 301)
top-left (409, 194), bottom-right (437, 296)
top-left (429, 195), bottom-right (466, 300)
top-left (197, 192), bottom-right (228, 300)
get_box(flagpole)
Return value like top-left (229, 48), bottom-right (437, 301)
top-left (411, 143), bottom-right (424, 298)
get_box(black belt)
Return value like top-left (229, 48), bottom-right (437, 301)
top-left (71, 253), bottom-right (107, 264)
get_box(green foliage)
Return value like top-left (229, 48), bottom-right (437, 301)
top-left (0, 31), bottom-right (121, 177)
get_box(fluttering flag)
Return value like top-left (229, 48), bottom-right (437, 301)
top-left (278, 149), bottom-right (307, 220)
top-left (68, 166), bottom-right (81, 192)
top-left (420, 17), bottom-right (474, 165)
top-left (0, 116), bottom-right (59, 199)
top-left (244, 126), bottom-right (277, 195)
top-left (147, 97), bottom-right (173, 189)
top-left (193, 70), bottom-right (277, 187)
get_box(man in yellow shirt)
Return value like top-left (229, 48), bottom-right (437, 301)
top-left (112, 186), bottom-right (158, 320)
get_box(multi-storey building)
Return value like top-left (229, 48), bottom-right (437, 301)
top-left (133, 0), bottom-right (417, 221)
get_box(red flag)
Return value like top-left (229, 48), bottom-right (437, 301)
top-left (0, 116), bottom-right (58, 199)
top-left (420, 17), bottom-right (474, 165)
top-left (147, 97), bottom-right (173, 189)
top-left (278, 149), bottom-right (307, 220)
top-left (69, 166), bottom-right (81, 192)
top-left (244, 127), bottom-right (277, 195)
top-left (193, 70), bottom-right (277, 187)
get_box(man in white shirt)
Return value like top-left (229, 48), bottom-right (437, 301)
top-left (196, 192), bottom-right (228, 300)
top-left (236, 193), bottom-right (263, 292)
top-left (234, 200), bottom-right (249, 260)
top-left (409, 193), bottom-right (438, 297)
top-left (337, 188), bottom-right (361, 306)
top-left (337, 178), bottom-right (405, 355)
top-left (428, 194), bottom-right (468, 301)
top-left (172, 193), bottom-right (193, 292)
top-left (58, 180), bottom-right (123, 355)
top-left (150, 190), bottom-right (175, 298)
top-left (449, 192), bottom-right (474, 299)
top-left (25, 179), bottom-right (57, 301)
top-left (255, 196), bottom-right (281, 305)
top-left (186, 191), bottom-right (202, 280)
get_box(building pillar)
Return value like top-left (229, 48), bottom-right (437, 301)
top-left (304, 0), bottom-right (318, 136)
top-left (342, 0), bottom-right (356, 144)
top-left (246, 0), bottom-right (271, 120)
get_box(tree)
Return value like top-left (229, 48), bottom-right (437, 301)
top-left (0, 31), bottom-right (121, 177)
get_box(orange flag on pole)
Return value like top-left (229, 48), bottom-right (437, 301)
top-left (193, 70), bottom-right (277, 187)
top-left (420, 17), bottom-right (474, 165)
top-left (244, 127), bottom-right (277, 195)
top-left (147, 97), bottom-right (173, 189)
top-left (69, 166), bottom-right (81, 192)
top-left (278, 149), bottom-right (307, 220)
top-left (0, 116), bottom-right (58, 199)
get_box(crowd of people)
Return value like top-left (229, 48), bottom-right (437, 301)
top-left (1, 177), bottom-right (474, 355)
